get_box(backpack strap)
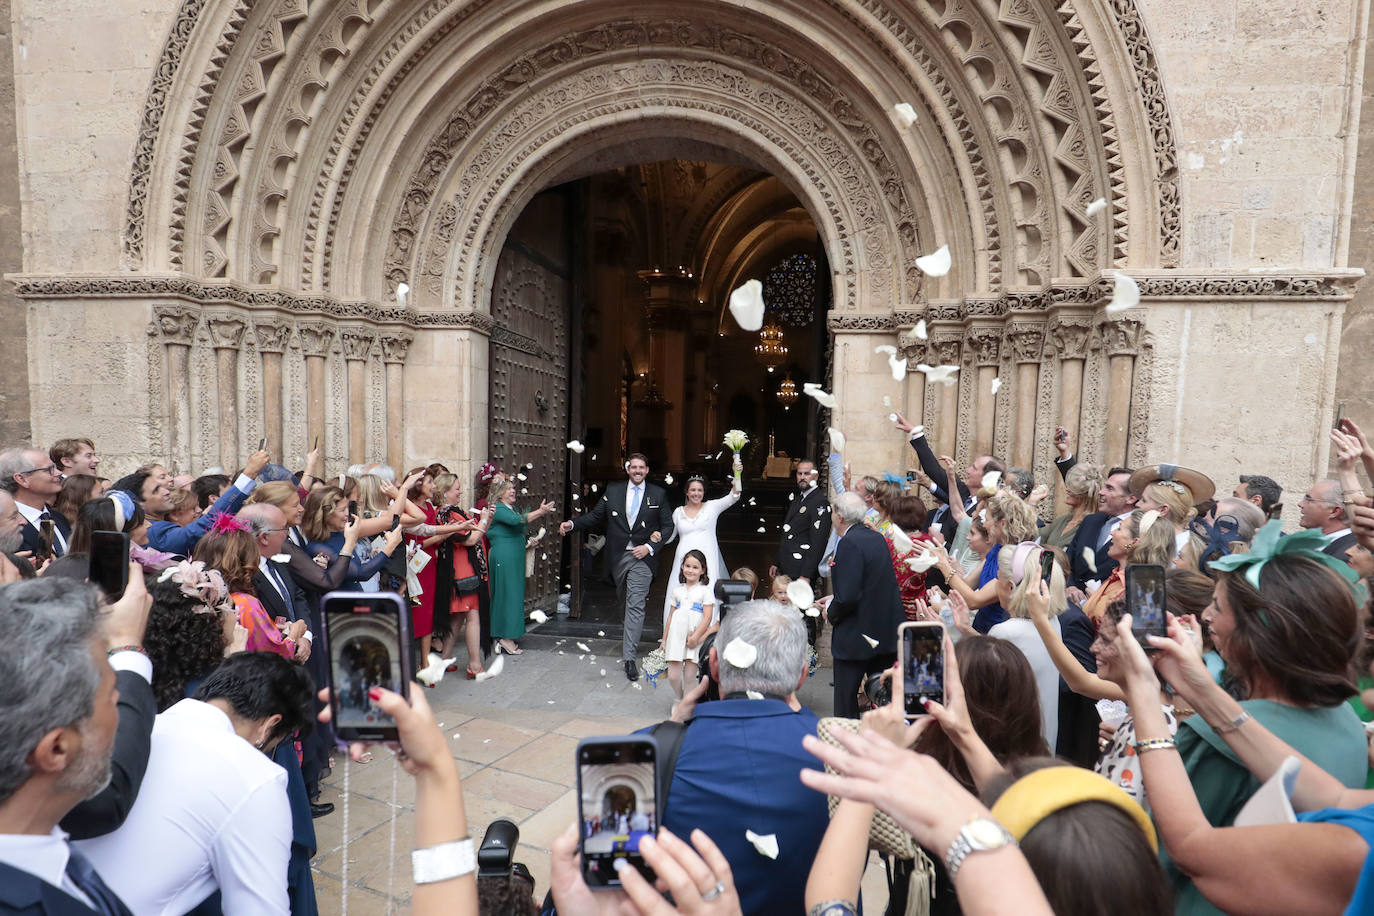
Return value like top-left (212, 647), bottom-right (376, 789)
top-left (648, 718), bottom-right (692, 821)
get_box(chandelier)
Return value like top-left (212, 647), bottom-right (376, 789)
top-left (777, 374), bottom-right (799, 410)
top-left (754, 321), bottom-right (788, 373)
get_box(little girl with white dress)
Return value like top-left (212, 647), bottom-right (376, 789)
top-left (660, 549), bottom-right (716, 699)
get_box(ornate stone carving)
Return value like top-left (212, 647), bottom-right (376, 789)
top-left (896, 327), bottom-right (927, 363)
top-left (205, 315), bottom-right (247, 349)
top-left (965, 329), bottom-right (1002, 367)
top-left (340, 329), bottom-right (376, 361)
top-left (296, 322), bottom-right (336, 357)
top-left (1007, 326), bottom-right (1046, 363)
top-left (1050, 319), bottom-right (1094, 359)
top-left (827, 314), bottom-right (897, 332)
top-left (379, 333), bottom-right (414, 364)
top-left (150, 305), bottom-right (200, 345)
top-left (929, 336), bottom-right (962, 367)
top-left (253, 320), bottom-right (292, 354)
top-left (1099, 318), bottom-right (1144, 357)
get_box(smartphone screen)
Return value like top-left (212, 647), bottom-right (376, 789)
top-left (320, 591), bottom-right (412, 743)
top-left (900, 622), bottom-right (945, 720)
top-left (347, 499), bottom-right (358, 521)
top-left (36, 518), bottom-right (55, 561)
top-left (88, 531), bottom-right (130, 600)
top-left (1125, 564), bottom-right (1168, 647)
top-left (577, 736), bottom-right (659, 889)
top-left (1039, 551), bottom-right (1057, 585)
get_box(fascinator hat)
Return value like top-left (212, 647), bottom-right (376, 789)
top-left (1129, 463), bottom-right (1215, 506)
top-left (1209, 519), bottom-right (1362, 597)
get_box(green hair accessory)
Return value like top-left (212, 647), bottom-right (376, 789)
top-left (1208, 519), bottom-right (1362, 597)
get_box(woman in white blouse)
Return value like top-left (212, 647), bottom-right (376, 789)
top-left (76, 652), bottom-right (314, 915)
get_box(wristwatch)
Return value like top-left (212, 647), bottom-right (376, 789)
top-left (944, 817), bottom-right (1015, 881)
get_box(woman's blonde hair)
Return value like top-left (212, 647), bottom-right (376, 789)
top-left (998, 543), bottom-right (1066, 620)
top-left (354, 474), bottom-right (388, 514)
top-left (487, 477), bottom-right (513, 505)
top-left (301, 485), bottom-right (346, 543)
top-left (986, 493), bottom-right (1039, 544)
top-left (1142, 481), bottom-right (1197, 528)
top-left (1125, 509), bottom-right (1177, 567)
top-left (246, 480), bottom-right (297, 512)
top-left (432, 473), bottom-right (458, 504)
top-left (1064, 464), bottom-right (1104, 513)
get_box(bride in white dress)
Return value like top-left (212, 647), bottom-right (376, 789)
top-left (661, 454), bottom-right (742, 622)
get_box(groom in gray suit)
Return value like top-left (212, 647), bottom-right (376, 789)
top-left (560, 453), bottom-right (674, 681)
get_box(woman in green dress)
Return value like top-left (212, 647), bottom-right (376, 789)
top-left (1041, 463), bottom-right (1103, 550)
top-left (486, 477), bottom-right (555, 655)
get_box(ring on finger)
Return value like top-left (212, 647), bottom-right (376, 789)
top-left (701, 881), bottom-right (725, 902)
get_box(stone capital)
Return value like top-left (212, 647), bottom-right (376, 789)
top-left (380, 332), bottom-right (415, 364)
top-left (1049, 319), bottom-right (1093, 360)
top-left (253, 320), bottom-right (292, 354)
top-left (205, 314), bottom-right (247, 349)
top-left (896, 327), bottom-right (927, 364)
top-left (929, 335), bottom-right (961, 366)
top-left (340, 329), bottom-right (376, 361)
top-left (965, 328), bottom-right (1001, 366)
top-left (150, 305), bottom-right (199, 346)
top-left (297, 322), bottom-right (336, 357)
top-left (1006, 325), bottom-right (1045, 363)
top-left (1099, 318), bottom-right (1145, 357)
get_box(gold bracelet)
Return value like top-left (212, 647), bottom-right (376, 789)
top-left (1132, 737), bottom-right (1176, 753)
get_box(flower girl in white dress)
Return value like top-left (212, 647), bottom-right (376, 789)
top-left (660, 550), bottom-right (716, 698)
top-left (660, 454), bottom-right (742, 623)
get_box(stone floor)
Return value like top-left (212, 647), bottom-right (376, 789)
top-left (310, 632), bottom-right (890, 913)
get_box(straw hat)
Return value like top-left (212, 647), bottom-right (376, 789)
top-left (1128, 464), bottom-right (1215, 506)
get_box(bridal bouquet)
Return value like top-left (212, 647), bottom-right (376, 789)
top-left (723, 429), bottom-right (749, 453)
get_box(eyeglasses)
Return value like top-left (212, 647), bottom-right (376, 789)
top-left (1300, 494), bottom-right (1340, 506)
top-left (17, 464), bottom-right (59, 476)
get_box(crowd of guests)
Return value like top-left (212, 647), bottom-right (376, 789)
top-left (5, 412), bottom-right (1374, 915)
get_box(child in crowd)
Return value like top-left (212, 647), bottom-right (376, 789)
top-left (661, 550), bottom-right (716, 699)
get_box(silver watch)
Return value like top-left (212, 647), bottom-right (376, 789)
top-left (944, 817), bottom-right (1014, 881)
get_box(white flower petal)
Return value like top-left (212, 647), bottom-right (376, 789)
top-left (862, 634), bottom-right (880, 649)
top-left (529, 609), bottom-right (549, 624)
top-left (793, 552), bottom-right (803, 560)
top-left (892, 102), bottom-right (918, 128)
top-left (576, 641), bottom-right (591, 652)
top-left (1106, 271), bottom-right (1141, 313)
top-left (567, 440), bottom-right (586, 453)
top-left (906, 552), bottom-right (939, 573)
top-left (991, 377), bottom-right (1002, 395)
top-left (1082, 547), bottom-right (1098, 574)
top-left (396, 282), bottom-right (409, 308)
top-left (804, 385), bottom-right (838, 409)
top-left (805, 606), bottom-right (821, 617)
top-left (598, 630), bottom-right (605, 637)
top-left (915, 244), bottom-right (952, 277)
top-left (828, 427), bottom-right (846, 452)
top-left (890, 526), bottom-right (914, 554)
top-left (757, 526), bottom-right (767, 533)
top-left (723, 637), bottom-right (759, 669)
top-left (888, 412), bottom-right (899, 422)
top-left (874, 344), bottom-right (897, 356)
top-left (915, 319), bottom-right (928, 340)
top-left (745, 830), bottom-right (779, 859)
top-left (665, 473), bottom-right (674, 485)
top-left (889, 354), bottom-right (908, 381)
top-left (1085, 197), bottom-right (1108, 218)
top-left (270, 554), bottom-right (291, 563)
top-left (982, 470), bottom-right (1002, 490)
top-left (883, 395), bottom-right (892, 407)
top-left (916, 363), bottom-right (960, 386)
top-left (1086, 578), bottom-right (1103, 595)
top-left (600, 668), bottom-right (606, 676)
top-left (746, 690), bottom-right (765, 700)
top-left (728, 279), bottom-right (766, 331)
top-left (786, 579), bottom-right (815, 610)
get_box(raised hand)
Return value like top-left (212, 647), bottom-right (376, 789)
top-left (892, 412), bottom-right (916, 434)
top-left (243, 449), bottom-right (271, 479)
top-left (1331, 428), bottom-right (1363, 473)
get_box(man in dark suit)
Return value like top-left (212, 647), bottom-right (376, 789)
top-left (0, 446), bottom-right (71, 560)
top-left (770, 459), bottom-right (831, 583)
top-left (239, 503), bottom-right (312, 663)
top-left (0, 578), bottom-right (139, 915)
top-left (821, 492), bottom-right (905, 717)
top-left (892, 415), bottom-right (1003, 544)
top-left (1299, 478), bottom-right (1358, 562)
top-left (560, 453), bottom-right (674, 681)
top-left (1066, 467), bottom-right (1137, 597)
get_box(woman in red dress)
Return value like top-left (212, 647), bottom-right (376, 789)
top-left (402, 468), bottom-right (440, 661)
top-left (430, 474), bottom-right (495, 677)
top-left (882, 493), bottom-right (934, 619)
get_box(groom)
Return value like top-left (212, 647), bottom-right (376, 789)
top-left (560, 453), bottom-right (674, 680)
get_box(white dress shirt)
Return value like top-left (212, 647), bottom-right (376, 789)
top-left (15, 500), bottom-right (68, 554)
top-left (0, 827), bottom-right (93, 907)
top-left (257, 556), bottom-right (312, 643)
top-left (625, 482), bottom-right (653, 553)
top-left (75, 699), bottom-right (292, 915)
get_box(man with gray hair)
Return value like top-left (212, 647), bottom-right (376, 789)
top-left (1299, 478), bottom-right (1358, 561)
top-left (0, 577), bottom-right (141, 912)
top-left (646, 600), bottom-right (828, 915)
top-left (238, 503), bottom-right (311, 665)
top-left (0, 445), bottom-right (70, 559)
top-left (821, 490), bottom-right (904, 717)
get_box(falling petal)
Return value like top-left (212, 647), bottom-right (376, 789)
top-left (1106, 271), bottom-right (1140, 313)
top-left (1085, 197), bottom-right (1108, 218)
top-left (516, 472), bottom-right (527, 481)
top-left (804, 385), bottom-right (838, 409)
top-left (892, 102), bottom-right (918, 128)
top-left (576, 641), bottom-right (591, 652)
top-left (529, 609), bottom-right (549, 624)
top-left (828, 427), bottom-right (846, 451)
top-left (916, 363), bottom-right (960, 387)
top-left (597, 630), bottom-right (605, 637)
top-left (665, 473), bottom-right (674, 485)
top-left (728, 279), bottom-right (765, 331)
top-left (906, 552), bottom-right (939, 573)
top-left (1086, 578), bottom-right (1103, 596)
top-left (793, 552), bottom-right (803, 560)
top-left (883, 395), bottom-right (892, 407)
top-left (415, 652), bottom-right (456, 687)
top-left (890, 526), bottom-right (914, 554)
top-left (723, 637), bottom-right (759, 669)
top-left (862, 634), bottom-right (880, 649)
top-left (600, 669), bottom-right (606, 676)
top-left (874, 344), bottom-right (897, 356)
top-left (474, 652), bottom-right (505, 681)
top-left (805, 606), bottom-right (821, 618)
top-left (396, 282), bottom-right (410, 308)
top-left (915, 319), bottom-right (928, 340)
top-left (991, 377), bottom-right (1002, 395)
top-left (567, 440), bottom-right (586, 454)
top-left (520, 487), bottom-right (528, 495)
top-left (983, 471), bottom-right (1002, 490)
top-left (748, 497), bottom-right (757, 506)
top-left (786, 579), bottom-right (815, 610)
top-left (591, 484), bottom-right (598, 493)
top-left (889, 354), bottom-right (908, 381)
top-left (745, 829), bottom-right (780, 859)
top-left (746, 690), bottom-right (765, 700)
top-left (757, 526), bottom-right (767, 533)
top-left (914, 244), bottom-right (952, 277)
top-left (1082, 547), bottom-right (1098, 574)
top-left (888, 413), bottom-right (899, 422)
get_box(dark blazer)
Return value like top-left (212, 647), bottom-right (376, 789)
top-left (775, 486), bottom-right (831, 580)
top-left (1055, 453), bottom-right (1077, 480)
top-left (253, 559), bottom-right (309, 626)
top-left (571, 480), bottom-right (674, 571)
top-left (1324, 532), bottom-right (1358, 562)
top-left (59, 670), bottom-right (156, 840)
top-left (18, 508), bottom-right (71, 560)
top-left (907, 434), bottom-right (970, 543)
top-left (827, 524), bottom-right (905, 661)
top-left (1067, 512), bottom-right (1119, 590)
top-left (0, 860), bottom-right (121, 916)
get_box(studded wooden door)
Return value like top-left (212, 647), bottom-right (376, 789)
top-left (488, 191), bottom-right (571, 612)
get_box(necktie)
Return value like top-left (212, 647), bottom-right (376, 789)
top-left (267, 563), bottom-right (290, 607)
top-left (629, 485), bottom-right (642, 526)
top-left (1097, 516), bottom-right (1121, 550)
top-left (39, 509), bottom-right (65, 558)
top-left (66, 846), bottom-right (132, 915)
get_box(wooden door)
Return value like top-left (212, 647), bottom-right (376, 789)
top-left (488, 190), bottom-right (572, 612)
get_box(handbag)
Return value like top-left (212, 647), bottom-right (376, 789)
top-left (453, 575), bottom-right (481, 595)
top-left (816, 717), bottom-right (935, 915)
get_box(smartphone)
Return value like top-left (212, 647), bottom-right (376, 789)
top-left (320, 591), bottom-right (413, 744)
top-left (36, 518), bottom-right (55, 562)
top-left (347, 499), bottom-right (358, 521)
top-left (312, 435), bottom-right (319, 451)
top-left (1125, 564), bottom-right (1168, 648)
top-left (1055, 426), bottom-right (1068, 443)
top-left (258, 436), bottom-right (267, 451)
top-left (1039, 550), bottom-right (1057, 586)
top-left (1336, 402), bottom-right (1347, 430)
top-left (905, 469), bottom-right (918, 481)
top-left (389, 514), bottom-right (400, 532)
top-left (577, 735), bottom-right (660, 889)
top-left (88, 531), bottom-right (130, 600)
top-left (898, 621), bottom-right (945, 721)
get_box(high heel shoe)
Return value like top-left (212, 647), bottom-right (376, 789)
top-left (466, 667), bottom-right (482, 680)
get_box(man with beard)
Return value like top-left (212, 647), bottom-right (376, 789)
top-left (770, 459), bottom-right (831, 584)
top-left (0, 577), bottom-right (140, 914)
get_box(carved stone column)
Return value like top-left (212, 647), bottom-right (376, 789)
top-left (340, 329), bottom-right (376, 464)
top-left (1007, 325), bottom-right (1045, 468)
top-left (253, 320), bottom-right (291, 455)
top-left (897, 328), bottom-right (927, 428)
top-left (297, 323), bottom-right (336, 456)
top-left (206, 315), bottom-right (247, 469)
top-left (1050, 317), bottom-right (1093, 450)
top-left (966, 328), bottom-right (1001, 456)
top-left (151, 306), bottom-right (200, 474)
top-left (928, 336), bottom-right (962, 457)
top-left (380, 332), bottom-right (413, 473)
top-left (1100, 318), bottom-right (1144, 466)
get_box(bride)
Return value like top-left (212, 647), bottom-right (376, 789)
top-left (661, 453), bottom-right (742, 623)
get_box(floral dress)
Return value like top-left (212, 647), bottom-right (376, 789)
top-left (877, 518), bottom-right (932, 619)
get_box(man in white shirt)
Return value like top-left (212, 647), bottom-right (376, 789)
top-left (238, 503), bottom-right (311, 663)
top-left (0, 445), bottom-right (70, 559)
top-left (77, 652), bottom-right (311, 915)
top-left (0, 578), bottom-right (129, 915)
